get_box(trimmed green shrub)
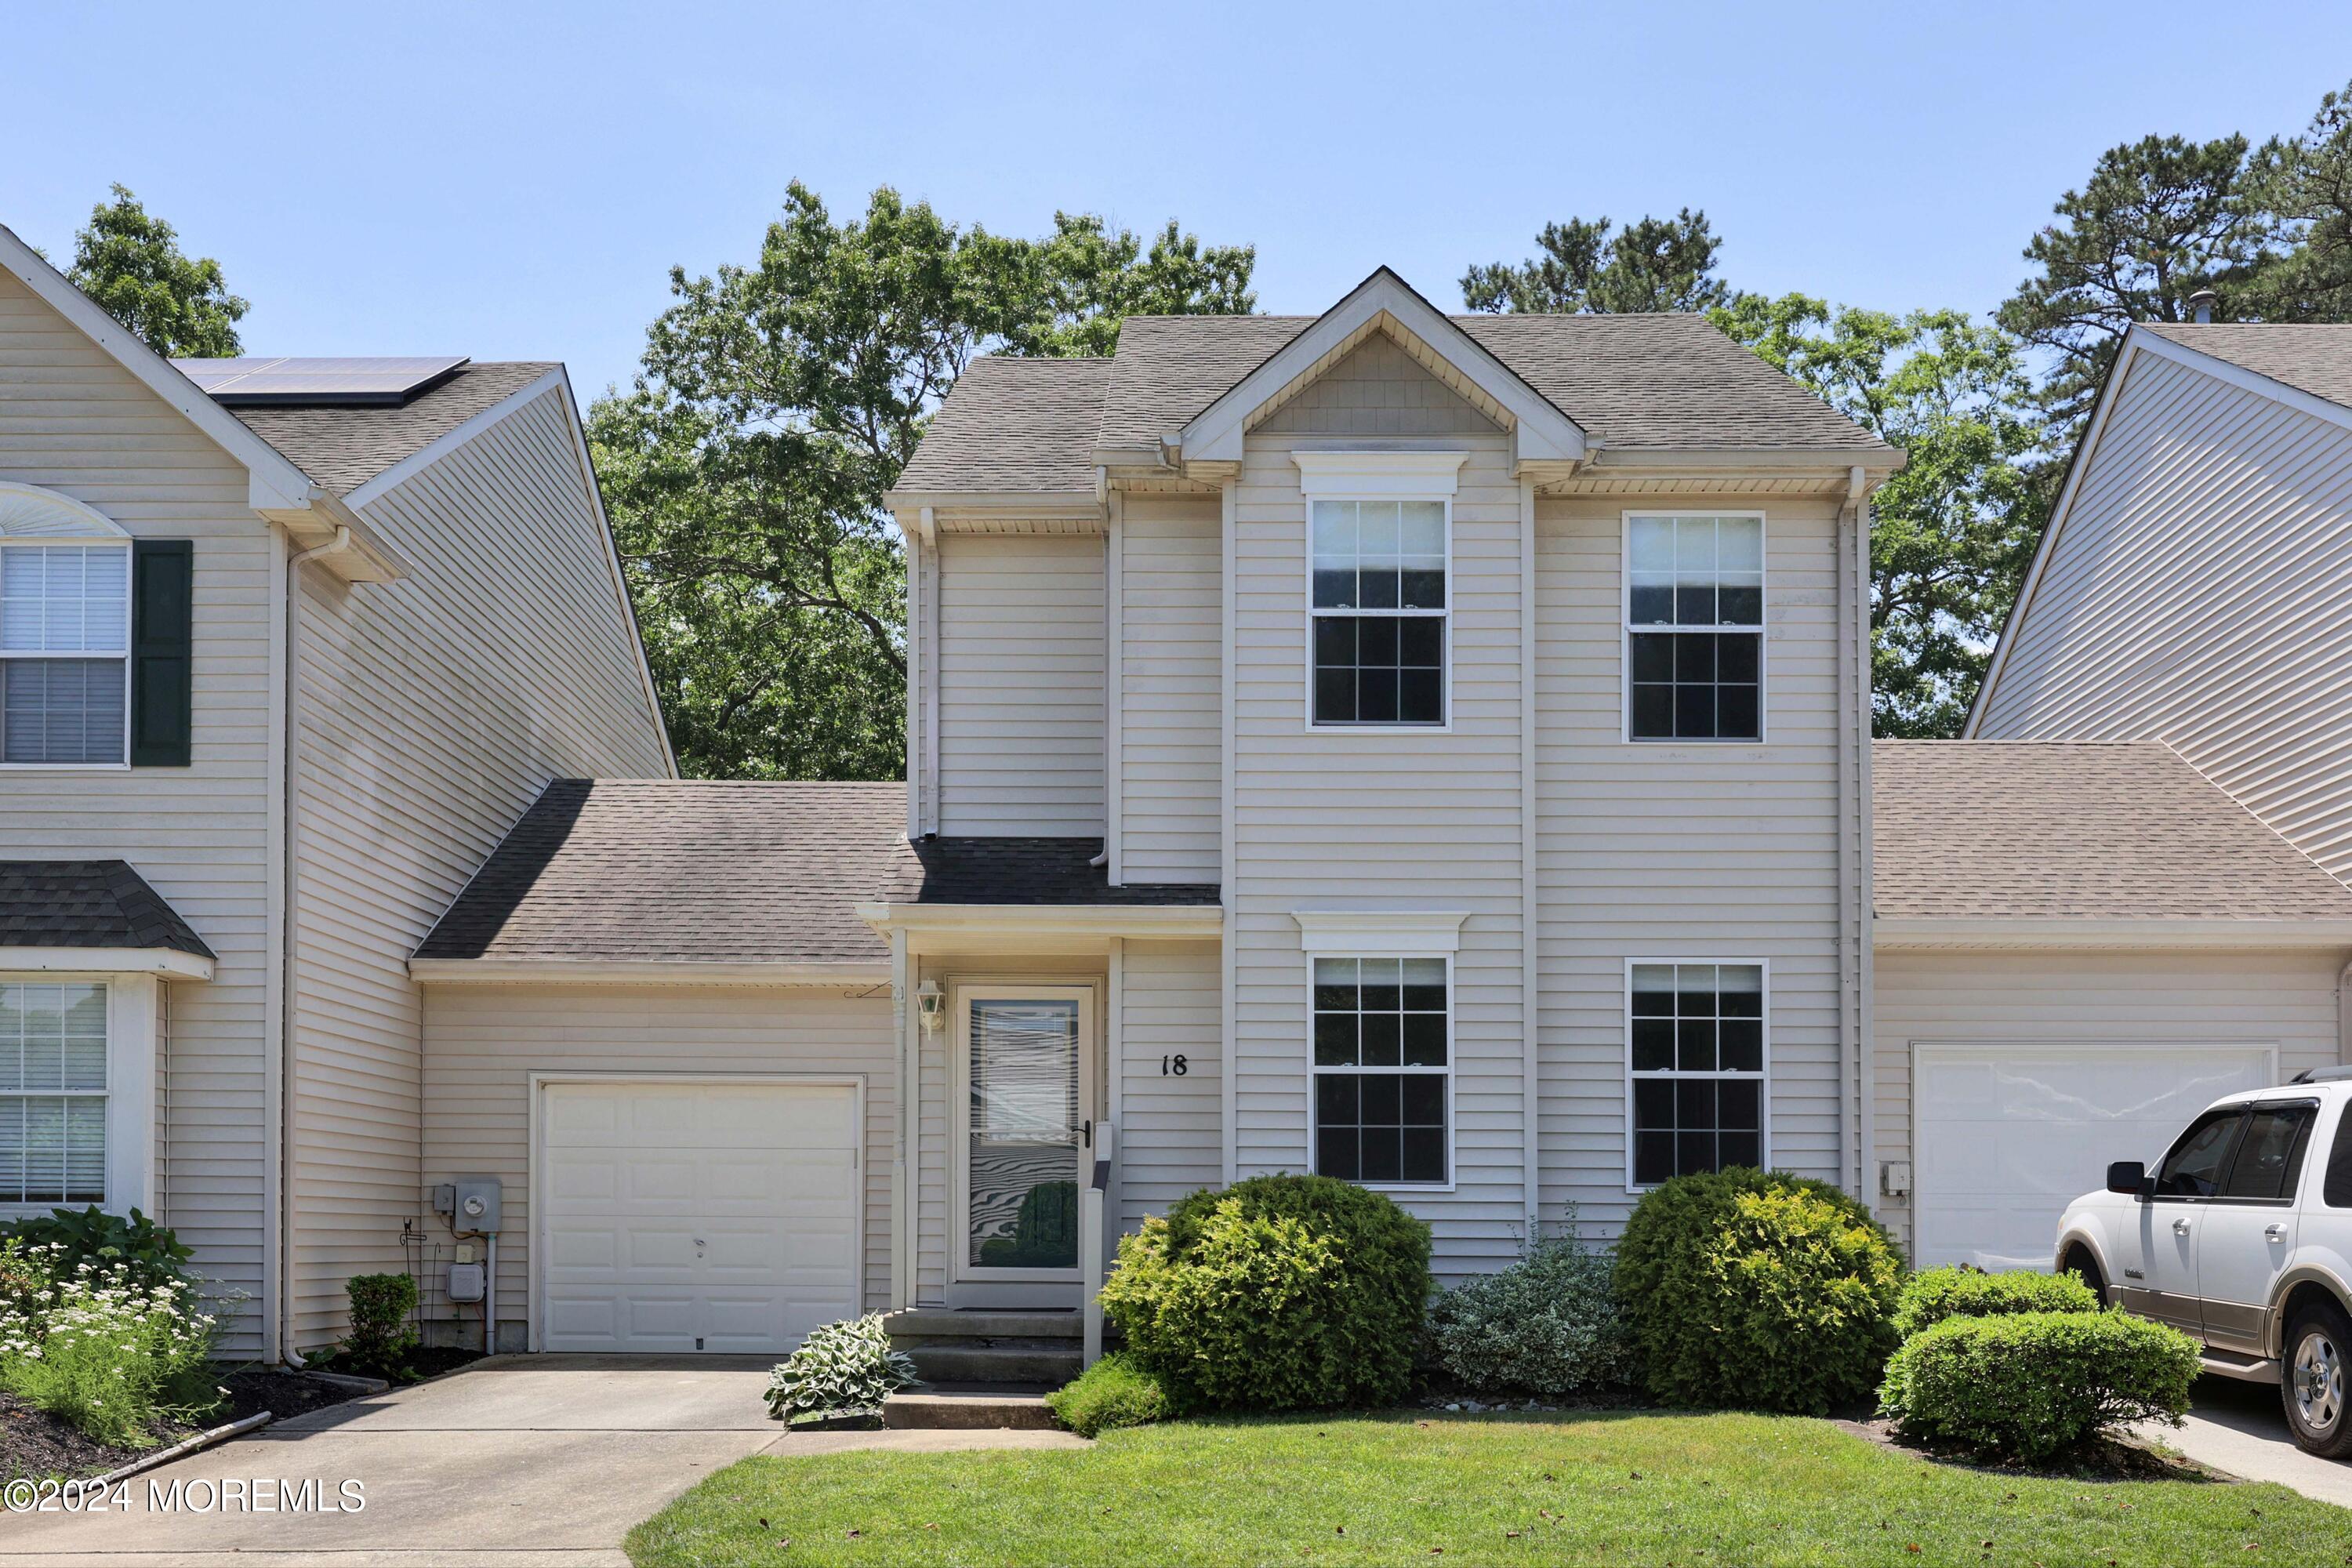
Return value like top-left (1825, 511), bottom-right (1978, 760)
top-left (0, 1205), bottom-right (193, 1293)
top-left (1879, 1309), bottom-right (2199, 1461)
top-left (1613, 1168), bottom-right (1904, 1414)
top-left (343, 1272), bottom-right (419, 1373)
top-left (1425, 1225), bottom-right (1627, 1396)
top-left (1102, 1175), bottom-right (1432, 1413)
top-left (764, 1313), bottom-right (918, 1424)
top-left (1045, 1352), bottom-right (1170, 1437)
top-left (1894, 1265), bottom-right (2100, 1338)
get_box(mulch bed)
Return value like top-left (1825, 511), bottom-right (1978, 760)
top-left (1, 1362), bottom-right (401, 1482)
top-left (1834, 1414), bottom-right (2224, 1483)
top-left (298, 1345), bottom-right (483, 1386)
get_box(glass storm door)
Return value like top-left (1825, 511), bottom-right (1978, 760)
top-left (959, 989), bottom-right (1091, 1278)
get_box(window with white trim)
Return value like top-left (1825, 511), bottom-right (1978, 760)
top-left (1, 543), bottom-right (131, 764)
top-left (1312, 956), bottom-right (1449, 1185)
top-left (1627, 514), bottom-right (1762, 742)
top-left (0, 982), bottom-right (108, 1205)
top-left (1311, 500), bottom-right (1446, 725)
top-left (1628, 963), bottom-right (1764, 1185)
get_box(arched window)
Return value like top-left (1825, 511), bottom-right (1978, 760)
top-left (0, 482), bottom-right (132, 767)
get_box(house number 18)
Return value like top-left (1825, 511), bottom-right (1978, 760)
top-left (1160, 1054), bottom-right (1189, 1076)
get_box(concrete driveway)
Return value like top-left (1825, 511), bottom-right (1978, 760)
top-left (0, 1355), bottom-right (1080, 1567)
top-left (2143, 1374), bottom-right (2352, 1508)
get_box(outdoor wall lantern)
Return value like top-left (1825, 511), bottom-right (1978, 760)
top-left (916, 978), bottom-right (945, 1033)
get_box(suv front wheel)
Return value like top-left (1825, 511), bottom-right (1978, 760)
top-left (2282, 1298), bottom-right (2352, 1458)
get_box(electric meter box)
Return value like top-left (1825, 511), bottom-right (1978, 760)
top-left (450, 1177), bottom-right (503, 1235)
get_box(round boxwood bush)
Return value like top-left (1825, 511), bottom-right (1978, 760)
top-left (1879, 1309), bottom-right (2199, 1461)
top-left (1893, 1265), bottom-right (2100, 1338)
top-left (1100, 1174), bottom-right (1432, 1412)
top-left (1612, 1167), bottom-right (1904, 1414)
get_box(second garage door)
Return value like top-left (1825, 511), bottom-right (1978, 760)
top-left (539, 1080), bottom-right (861, 1353)
top-left (1911, 1044), bottom-right (2274, 1271)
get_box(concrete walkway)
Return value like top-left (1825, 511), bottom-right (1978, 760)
top-left (2143, 1374), bottom-right (2352, 1509)
top-left (0, 1355), bottom-right (1083, 1566)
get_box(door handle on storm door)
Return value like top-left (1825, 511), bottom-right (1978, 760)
top-left (2172, 1218), bottom-right (2192, 1236)
top-left (1082, 1120), bottom-right (1093, 1149)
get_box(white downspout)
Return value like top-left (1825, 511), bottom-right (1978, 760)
top-left (278, 524), bottom-right (353, 1368)
top-left (1094, 482), bottom-right (1120, 875)
top-left (1838, 467), bottom-right (1867, 1199)
top-left (1518, 477), bottom-right (1541, 1241)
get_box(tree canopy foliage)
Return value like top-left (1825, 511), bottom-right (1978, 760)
top-left (1461, 210), bottom-right (1736, 314)
top-left (66, 185), bottom-right (248, 358)
top-left (590, 183), bottom-right (1253, 780)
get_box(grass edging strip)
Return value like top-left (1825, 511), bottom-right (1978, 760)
top-left (85, 1412), bottom-right (273, 1489)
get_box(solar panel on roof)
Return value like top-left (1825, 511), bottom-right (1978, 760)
top-left (172, 356), bottom-right (470, 406)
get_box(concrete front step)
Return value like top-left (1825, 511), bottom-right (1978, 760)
top-left (881, 1308), bottom-right (1081, 1340)
top-left (884, 1387), bottom-right (1060, 1431)
top-left (901, 1340), bottom-right (1080, 1385)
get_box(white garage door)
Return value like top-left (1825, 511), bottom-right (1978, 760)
top-left (1913, 1045), bottom-right (2274, 1271)
top-left (539, 1080), bottom-right (861, 1353)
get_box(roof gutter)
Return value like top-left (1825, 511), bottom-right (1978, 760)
top-left (856, 902), bottom-right (1224, 942)
top-left (1874, 916), bottom-right (2352, 950)
top-left (407, 957), bottom-right (889, 986)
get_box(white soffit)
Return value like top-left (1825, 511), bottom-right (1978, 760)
top-left (1291, 909), bottom-right (1472, 956)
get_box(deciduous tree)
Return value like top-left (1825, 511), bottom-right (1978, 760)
top-left (67, 185), bottom-right (248, 358)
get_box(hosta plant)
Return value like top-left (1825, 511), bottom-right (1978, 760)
top-left (763, 1313), bottom-right (918, 1424)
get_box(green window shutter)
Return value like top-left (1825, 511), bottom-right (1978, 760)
top-left (130, 539), bottom-right (194, 767)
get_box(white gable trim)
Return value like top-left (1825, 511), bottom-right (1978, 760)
top-left (0, 223), bottom-right (325, 515)
top-left (1178, 269), bottom-right (1588, 470)
top-left (2132, 329), bottom-right (2352, 436)
top-left (0, 481), bottom-right (131, 538)
top-left (342, 367), bottom-right (565, 509)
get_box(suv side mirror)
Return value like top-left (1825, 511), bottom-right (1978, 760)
top-left (2107, 1160), bottom-right (2149, 1196)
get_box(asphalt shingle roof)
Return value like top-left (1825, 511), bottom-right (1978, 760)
top-left (906, 309), bottom-right (1890, 495)
top-left (220, 361), bottom-right (557, 496)
top-left (0, 861), bottom-right (214, 957)
top-left (2143, 322), bottom-right (2352, 413)
top-left (416, 779), bottom-right (1217, 967)
top-left (1872, 740), bottom-right (2352, 924)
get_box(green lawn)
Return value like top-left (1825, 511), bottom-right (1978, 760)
top-left (626, 1410), bottom-right (2352, 1567)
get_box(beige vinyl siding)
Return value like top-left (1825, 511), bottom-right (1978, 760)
top-left (1255, 332), bottom-right (1503, 438)
top-left (1229, 354), bottom-right (1527, 1279)
top-left (1870, 946), bottom-right (2347, 1252)
top-left (1976, 350), bottom-right (2352, 879)
top-left (936, 532), bottom-right (1105, 836)
top-left (1116, 939), bottom-right (1221, 1222)
top-left (1534, 494), bottom-right (1846, 1235)
top-left (289, 384), bottom-right (670, 1346)
top-left (1118, 498), bottom-right (1222, 881)
top-left (419, 984), bottom-right (897, 1337)
top-left (0, 267), bottom-right (275, 1350)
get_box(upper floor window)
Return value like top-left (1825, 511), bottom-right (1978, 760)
top-left (1627, 514), bottom-right (1762, 742)
top-left (1, 543), bottom-right (130, 765)
top-left (1311, 499), bottom-right (1447, 726)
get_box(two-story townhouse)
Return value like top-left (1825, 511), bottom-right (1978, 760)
top-left (0, 225), bottom-right (673, 1359)
top-left (1860, 321), bottom-right (2352, 1299)
top-left (409, 268), bottom-right (1899, 1361)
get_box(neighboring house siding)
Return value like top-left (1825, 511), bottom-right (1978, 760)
top-left (0, 267), bottom-right (274, 1351)
top-left (1229, 359), bottom-right (1527, 1278)
top-left (1117, 496), bottom-right (1222, 882)
top-left (1116, 938), bottom-right (1221, 1223)
top-left (419, 984), bottom-right (898, 1332)
top-left (289, 385), bottom-right (671, 1346)
top-left (936, 531), bottom-right (1105, 836)
top-left (1870, 946), bottom-right (2347, 1252)
top-left (1534, 493), bottom-right (1846, 1233)
top-left (1976, 350), bottom-right (2352, 879)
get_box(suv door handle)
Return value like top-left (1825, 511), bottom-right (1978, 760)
top-left (2172, 1218), bottom-right (2192, 1236)
top-left (2266, 1223), bottom-right (2288, 1240)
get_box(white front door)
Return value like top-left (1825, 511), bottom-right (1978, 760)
top-left (951, 985), bottom-right (1095, 1302)
top-left (538, 1080), bottom-right (861, 1352)
top-left (1911, 1044), bottom-right (2274, 1271)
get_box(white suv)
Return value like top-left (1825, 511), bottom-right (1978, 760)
top-left (2055, 1071), bottom-right (2352, 1457)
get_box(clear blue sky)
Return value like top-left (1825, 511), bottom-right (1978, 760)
top-left (9, 1), bottom-right (2350, 401)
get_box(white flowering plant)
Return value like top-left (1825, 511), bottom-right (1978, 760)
top-left (0, 1240), bottom-right (225, 1449)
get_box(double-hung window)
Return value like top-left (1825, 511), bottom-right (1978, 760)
top-left (1312, 956), bottom-right (1450, 1185)
top-left (1628, 962), bottom-right (1765, 1186)
top-left (0, 982), bottom-right (109, 1207)
top-left (1, 543), bottom-right (131, 764)
top-left (1311, 499), bottom-right (1447, 726)
top-left (1627, 514), bottom-right (1762, 742)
